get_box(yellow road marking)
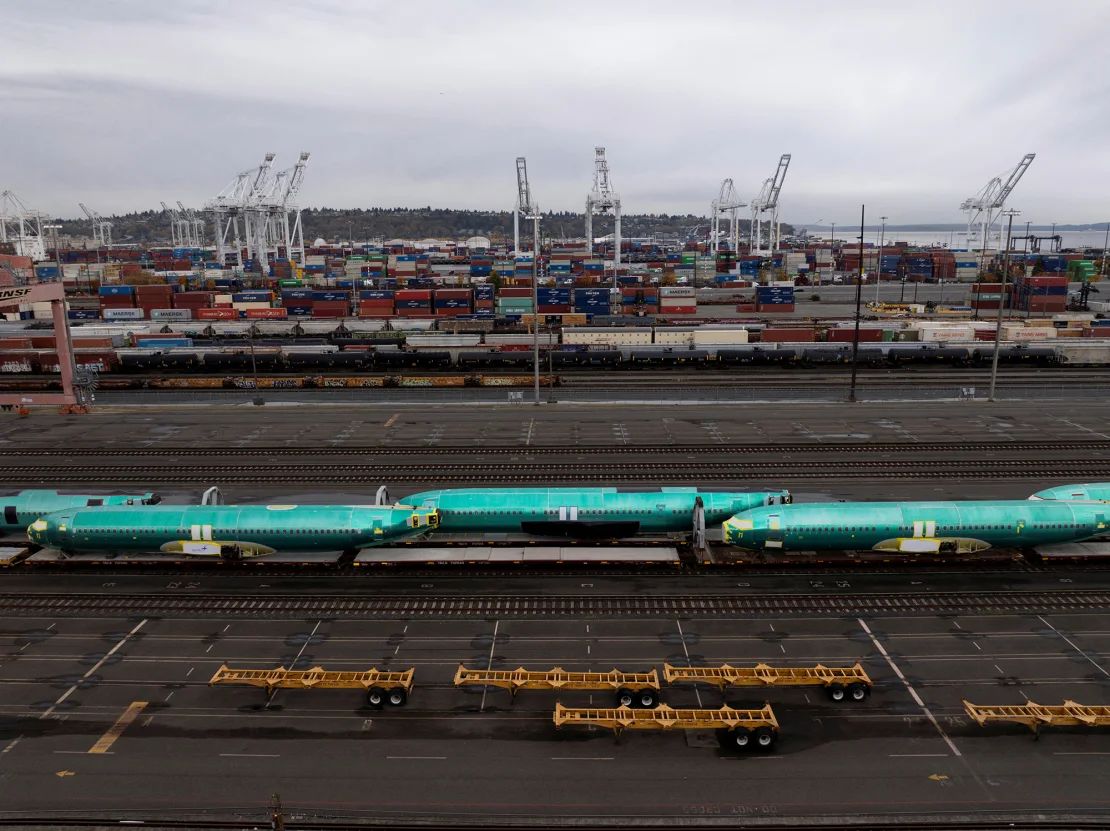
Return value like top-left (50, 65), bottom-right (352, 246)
top-left (88, 701), bottom-right (148, 754)
top-left (384, 413), bottom-right (399, 428)
top-left (55, 770), bottom-right (75, 777)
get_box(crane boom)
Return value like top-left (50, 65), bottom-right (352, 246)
top-left (961, 153), bottom-right (1035, 253)
top-left (750, 153), bottom-right (792, 255)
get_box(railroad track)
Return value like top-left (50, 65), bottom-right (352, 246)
top-left (1, 460), bottom-right (1109, 484)
top-left (2, 588), bottom-right (1109, 617)
top-left (5, 440), bottom-right (1110, 458)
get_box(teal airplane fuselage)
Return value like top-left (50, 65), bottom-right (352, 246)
top-left (723, 500), bottom-right (1109, 553)
top-left (28, 503), bottom-right (438, 557)
top-left (402, 487), bottom-right (791, 538)
top-left (2, 490), bottom-right (158, 534)
top-left (1030, 483), bottom-right (1110, 502)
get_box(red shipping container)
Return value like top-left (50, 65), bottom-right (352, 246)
top-left (195, 308), bottom-right (238, 320)
top-left (826, 328), bottom-right (883, 343)
top-left (396, 290), bottom-right (433, 300)
top-left (72, 338), bottom-right (113, 349)
top-left (735, 304), bottom-right (757, 312)
top-left (761, 327), bottom-right (815, 342)
top-left (661, 305), bottom-right (697, 314)
top-left (498, 288), bottom-right (533, 298)
top-left (756, 303), bottom-right (796, 312)
top-left (0, 338), bottom-right (33, 349)
top-left (30, 336), bottom-right (56, 348)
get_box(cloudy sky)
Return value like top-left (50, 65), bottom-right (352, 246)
top-left (2, 0), bottom-right (1108, 225)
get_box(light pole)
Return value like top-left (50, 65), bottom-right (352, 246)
top-left (848, 205), bottom-right (865, 403)
top-left (875, 216), bottom-right (886, 304)
top-left (988, 209), bottom-right (1020, 403)
top-left (813, 219), bottom-right (824, 284)
top-left (1100, 222), bottom-right (1109, 280)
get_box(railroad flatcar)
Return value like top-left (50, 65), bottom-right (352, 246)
top-left (1030, 483), bottom-right (1110, 502)
top-left (403, 487), bottom-right (792, 539)
top-left (28, 503), bottom-right (439, 559)
top-left (723, 500), bottom-right (1109, 554)
top-left (2, 490), bottom-right (159, 534)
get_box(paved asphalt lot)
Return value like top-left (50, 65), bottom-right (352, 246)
top-left (1, 603), bottom-right (1110, 821)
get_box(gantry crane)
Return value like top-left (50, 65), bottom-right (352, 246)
top-left (960, 153), bottom-right (1035, 254)
top-left (161, 201), bottom-right (185, 248)
top-left (0, 190), bottom-right (47, 261)
top-left (78, 203), bottom-right (112, 249)
top-left (711, 178), bottom-right (746, 254)
top-left (585, 146), bottom-right (622, 267)
top-left (749, 154), bottom-right (791, 256)
top-left (515, 156), bottom-right (542, 406)
top-left (178, 201), bottom-right (206, 248)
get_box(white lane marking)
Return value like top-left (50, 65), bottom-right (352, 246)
top-left (402, 625), bottom-right (408, 634)
top-left (393, 644), bottom-right (401, 655)
top-left (1, 735), bottom-right (23, 754)
top-left (222, 624), bottom-right (230, 632)
top-left (205, 645), bottom-right (213, 653)
top-left (47, 624), bottom-right (55, 631)
top-left (889, 753), bottom-right (949, 758)
top-left (779, 643), bottom-right (786, 654)
top-left (164, 691), bottom-right (174, 701)
top-left (220, 753), bottom-right (279, 758)
top-left (857, 618), bottom-right (960, 757)
top-left (479, 619), bottom-right (499, 713)
top-left (1054, 752), bottom-right (1110, 755)
top-left (525, 419), bottom-right (535, 446)
top-left (952, 622), bottom-right (962, 630)
top-left (769, 623), bottom-right (775, 632)
top-left (40, 619), bottom-right (147, 720)
top-left (55, 749), bottom-right (111, 754)
top-left (551, 756), bottom-right (613, 761)
top-left (586, 643), bottom-right (591, 655)
top-left (1038, 615), bottom-right (1110, 679)
top-left (387, 755), bottom-right (446, 760)
top-left (186, 667), bottom-right (194, 677)
top-left (676, 619), bottom-right (702, 707)
top-left (972, 642), bottom-right (981, 651)
top-left (994, 664), bottom-right (1005, 675)
top-left (1057, 418), bottom-right (1110, 440)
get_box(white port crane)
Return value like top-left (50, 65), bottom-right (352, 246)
top-left (960, 153), bottom-right (1035, 254)
top-left (0, 190), bottom-right (47, 261)
top-left (710, 178), bottom-right (746, 254)
top-left (749, 154), bottom-right (791, 256)
top-left (161, 201), bottom-right (186, 248)
top-left (585, 146), bottom-right (622, 269)
top-left (178, 201), bottom-right (206, 248)
top-left (207, 152), bottom-right (308, 268)
top-left (78, 203), bottom-right (113, 248)
top-left (515, 156), bottom-right (542, 406)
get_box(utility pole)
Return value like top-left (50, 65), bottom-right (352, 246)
top-left (270, 793), bottom-right (285, 831)
top-left (988, 209), bottom-right (1019, 403)
top-left (532, 210), bottom-right (540, 406)
top-left (848, 205), bottom-right (865, 403)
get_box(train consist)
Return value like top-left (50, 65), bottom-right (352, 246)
top-left (7, 483), bottom-right (1110, 560)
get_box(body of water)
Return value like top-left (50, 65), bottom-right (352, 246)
top-left (811, 228), bottom-right (1110, 251)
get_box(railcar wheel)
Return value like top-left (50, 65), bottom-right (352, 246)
top-left (387, 688), bottom-right (408, 707)
top-left (366, 687), bottom-right (386, 709)
top-left (753, 727), bottom-right (777, 751)
top-left (615, 688), bottom-right (634, 708)
top-left (848, 682), bottom-right (870, 702)
top-left (827, 683), bottom-right (846, 702)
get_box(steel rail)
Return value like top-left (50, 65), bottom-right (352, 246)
top-left (2, 588), bottom-right (1109, 618)
top-left (5, 440), bottom-right (1110, 457)
top-left (0, 460), bottom-right (1107, 484)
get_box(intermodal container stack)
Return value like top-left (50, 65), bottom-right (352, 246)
top-left (99, 285), bottom-right (136, 318)
top-left (970, 282), bottom-right (1005, 311)
top-left (395, 289), bottom-right (432, 317)
top-left (755, 285), bottom-right (794, 312)
top-left (660, 287), bottom-right (696, 315)
top-left (474, 284), bottom-right (495, 314)
top-left (434, 289), bottom-right (473, 316)
top-left (574, 288), bottom-right (610, 315)
top-left (537, 287), bottom-right (571, 314)
top-left (358, 290), bottom-right (394, 318)
top-left (1012, 275), bottom-right (1068, 313)
top-left (761, 327), bottom-right (815, 343)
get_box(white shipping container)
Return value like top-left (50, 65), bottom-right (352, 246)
top-left (653, 327), bottom-right (696, 345)
top-left (562, 327), bottom-right (653, 346)
top-left (920, 327), bottom-right (975, 342)
top-left (693, 328), bottom-right (749, 345)
top-left (1002, 325), bottom-right (1056, 341)
top-left (660, 287), bottom-right (696, 297)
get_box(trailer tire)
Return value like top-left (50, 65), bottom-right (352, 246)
top-left (848, 682), bottom-right (870, 702)
top-left (615, 688), bottom-right (635, 708)
top-left (729, 727), bottom-right (752, 749)
top-left (367, 687), bottom-right (386, 709)
top-left (827, 683), bottom-right (846, 702)
top-left (387, 688), bottom-right (408, 707)
top-left (636, 689), bottom-right (659, 708)
top-left (753, 727), bottom-right (777, 751)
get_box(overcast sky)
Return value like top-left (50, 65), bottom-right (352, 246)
top-left (2, 0), bottom-right (1108, 225)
